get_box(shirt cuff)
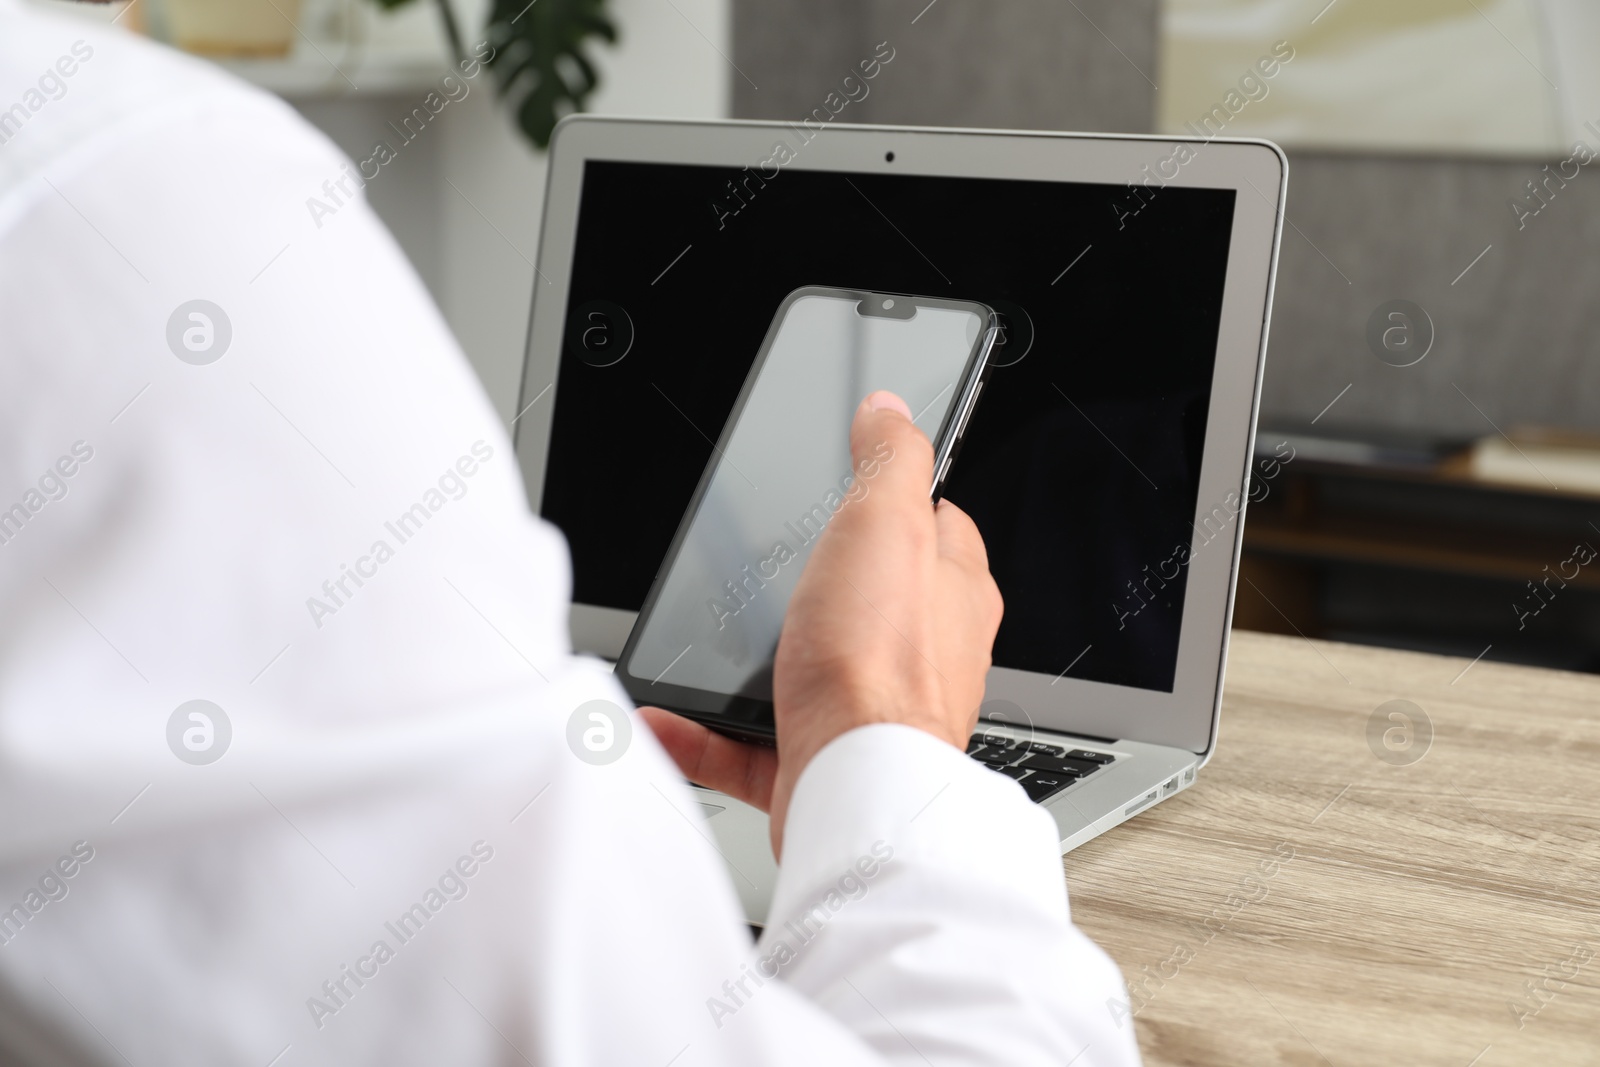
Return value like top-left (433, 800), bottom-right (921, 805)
top-left (770, 723), bottom-right (1073, 923)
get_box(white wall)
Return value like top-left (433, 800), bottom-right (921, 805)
top-left (436, 0), bottom-right (731, 422)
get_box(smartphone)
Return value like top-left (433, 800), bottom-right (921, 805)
top-left (615, 286), bottom-right (997, 741)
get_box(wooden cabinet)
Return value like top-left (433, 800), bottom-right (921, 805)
top-left (1238, 429), bottom-right (1600, 674)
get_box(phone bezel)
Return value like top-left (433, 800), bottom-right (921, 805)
top-left (613, 285), bottom-right (998, 739)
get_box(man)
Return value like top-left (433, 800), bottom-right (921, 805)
top-left (0, 2), bottom-right (1139, 1063)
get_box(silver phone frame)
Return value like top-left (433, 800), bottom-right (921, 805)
top-left (513, 116), bottom-right (1288, 761)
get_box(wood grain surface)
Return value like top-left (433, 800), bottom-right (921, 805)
top-left (1065, 630), bottom-right (1600, 1067)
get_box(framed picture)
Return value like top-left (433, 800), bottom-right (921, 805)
top-left (1157, 0), bottom-right (1600, 157)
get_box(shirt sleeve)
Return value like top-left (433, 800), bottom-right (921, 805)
top-left (430, 707), bottom-right (1144, 1067)
top-left (762, 724), bottom-right (1144, 1067)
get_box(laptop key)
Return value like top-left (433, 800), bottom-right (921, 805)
top-left (995, 765), bottom-right (1030, 780)
top-left (1017, 753), bottom-right (1100, 777)
top-left (973, 746), bottom-right (1022, 765)
top-left (1065, 749), bottom-right (1115, 764)
top-left (1024, 742), bottom-right (1067, 757)
top-left (1021, 774), bottom-right (1070, 803)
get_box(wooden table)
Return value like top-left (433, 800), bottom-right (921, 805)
top-left (1067, 630), bottom-right (1600, 1066)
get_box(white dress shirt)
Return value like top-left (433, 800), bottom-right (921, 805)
top-left (0, 5), bottom-right (1141, 1064)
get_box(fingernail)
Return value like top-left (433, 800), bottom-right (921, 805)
top-left (864, 390), bottom-right (913, 419)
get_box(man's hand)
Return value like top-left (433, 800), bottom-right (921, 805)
top-left (640, 390), bottom-right (1003, 857)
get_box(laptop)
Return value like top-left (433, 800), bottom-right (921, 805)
top-left (512, 117), bottom-right (1287, 921)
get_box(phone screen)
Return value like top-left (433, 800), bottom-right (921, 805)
top-left (619, 288), bottom-right (990, 720)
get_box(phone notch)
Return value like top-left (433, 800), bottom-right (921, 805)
top-left (856, 293), bottom-right (917, 320)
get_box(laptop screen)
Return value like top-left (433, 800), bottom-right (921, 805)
top-left (539, 159), bottom-right (1237, 693)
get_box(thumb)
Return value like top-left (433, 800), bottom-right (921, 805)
top-left (847, 390), bottom-right (934, 513)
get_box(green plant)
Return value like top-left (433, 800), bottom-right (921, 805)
top-left (372, 0), bottom-right (618, 149)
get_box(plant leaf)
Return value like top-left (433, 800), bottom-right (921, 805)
top-left (486, 0), bottom-right (617, 149)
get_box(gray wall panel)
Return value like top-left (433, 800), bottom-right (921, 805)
top-left (1263, 152), bottom-right (1600, 436)
top-left (732, 0), bottom-right (870, 121)
top-left (735, 0), bottom-right (1157, 135)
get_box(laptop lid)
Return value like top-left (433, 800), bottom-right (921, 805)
top-left (513, 117), bottom-right (1286, 760)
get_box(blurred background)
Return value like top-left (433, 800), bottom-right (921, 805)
top-left (33, 0), bottom-right (1600, 674)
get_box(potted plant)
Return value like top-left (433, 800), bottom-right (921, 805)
top-left (374, 0), bottom-right (617, 148)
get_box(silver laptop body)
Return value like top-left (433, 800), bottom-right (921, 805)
top-left (513, 117), bottom-right (1287, 922)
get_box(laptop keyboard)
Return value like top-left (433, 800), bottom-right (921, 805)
top-left (965, 735), bottom-right (1116, 803)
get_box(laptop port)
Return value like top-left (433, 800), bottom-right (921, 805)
top-left (1124, 790), bottom-right (1160, 816)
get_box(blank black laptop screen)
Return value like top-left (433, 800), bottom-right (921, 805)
top-left (537, 160), bottom-right (1237, 693)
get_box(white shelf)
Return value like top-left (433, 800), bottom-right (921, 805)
top-left (26, 0), bottom-right (460, 98)
top-left (211, 0), bottom-right (461, 98)
top-left (217, 42), bottom-right (454, 98)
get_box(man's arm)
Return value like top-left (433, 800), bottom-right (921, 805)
top-left (645, 396), bottom-right (1142, 1065)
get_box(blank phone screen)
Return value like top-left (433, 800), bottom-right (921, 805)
top-left (622, 291), bottom-right (985, 700)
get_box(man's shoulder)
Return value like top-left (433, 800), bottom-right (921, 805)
top-left (0, 5), bottom-right (306, 208)
top-left (1, 2), bottom-right (256, 94)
